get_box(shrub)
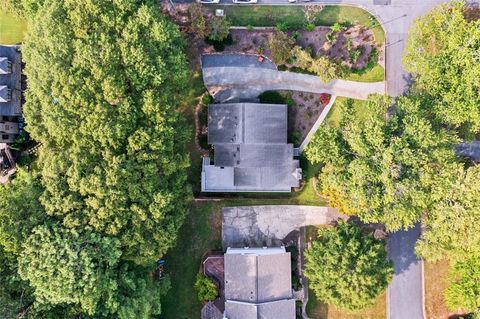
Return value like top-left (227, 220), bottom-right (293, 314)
top-left (208, 16), bottom-right (231, 42)
top-left (276, 22), bottom-right (289, 32)
top-left (194, 273), bottom-right (218, 302)
top-left (189, 3), bottom-right (209, 39)
top-left (349, 47), bottom-right (363, 63)
top-left (268, 31), bottom-right (295, 65)
top-left (246, 24), bottom-right (254, 32)
top-left (305, 22), bottom-right (316, 32)
top-left (292, 31), bottom-right (301, 40)
top-left (331, 22), bottom-right (343, 33)
top-left (259, 91), bottom-right (286, 104)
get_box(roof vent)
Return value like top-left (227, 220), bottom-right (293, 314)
top-left (0, 57), bottom-right (11, 74)
top-left (0, 86), bottom-right (11, 103)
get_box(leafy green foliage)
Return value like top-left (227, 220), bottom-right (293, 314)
top-left (292, 46), bottom-right (338, 83)
top-left (22, 0), bottom-right (191, 264)
top-left (268, 31), bottom-right (295, 65)
top-left (305, 95), bottom-right (459, 231)
top-left (416, 165), bottom-right (480, 261)
top-left (18, 224), bottom-right (122, 315)
top-left (208, 16), bottom-right (231, 42)
top-left (0, 169), bottom-right (44, 255)
top-left (404, 2), bottom-right (480, 133)
top-left (305, 221), bottom-right (393, 311)
top-left (444, 254), bottom-right (480, 312)
top-left (194, 273), bottom-right (218, 301)
top-left (189, 3), bottom-right (208, 39)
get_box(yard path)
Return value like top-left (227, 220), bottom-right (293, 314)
top-left (203, 65), bottom-right (385, 102)
top-left (299, 95), bottom-right (337, 153)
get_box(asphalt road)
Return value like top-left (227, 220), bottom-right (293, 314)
top-left (387, 224), bottom-right (424, 319)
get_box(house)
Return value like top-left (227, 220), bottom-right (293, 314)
top-left (0, 45), bottom-right (22, 144)
top-left (223, 247), bottom-right (295, 319)
top-left (201, 103), bottom-right (302, 192)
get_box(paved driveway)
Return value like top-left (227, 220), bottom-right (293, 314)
top-left (202, 54), bottom-right (277, 70)
top-left (203, 65), bottom-right (385, 102)
top-left (222, 205), bottom-right (344, 248)
top-left (387, 224), bottom-right (423, 319)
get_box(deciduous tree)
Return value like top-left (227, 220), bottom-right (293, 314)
top-left (18, 224), bottom-right (122, 315)
top-left (404, 2), bottom-right (480, 133)
top-left (305, 221), bottom-right (393, 312)
top-left (305, 95), bottom-right (459, 231)
top-left (22, 0), bottom-right (192, 264)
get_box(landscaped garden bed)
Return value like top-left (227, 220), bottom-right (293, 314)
top-left (172, 3), bottom-right (385, 83)
top-left (259, 90), bottom-right (331, 146)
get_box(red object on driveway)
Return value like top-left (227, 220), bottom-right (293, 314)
top-left (257, 56), bottom-right (264, 63)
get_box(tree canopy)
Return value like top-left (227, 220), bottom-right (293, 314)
top-left (18, 224), bottom-right (122, 315)
top-left (305, 221), bottom-right (393, 311)
top-left (404, 2), bottom-right (480, 134)
top-left (0, 0), bottom-right (192, 317)
top-left (305, 95), bottom-right (459, 231)
top-left (23, 0), bottom-right (191, 264)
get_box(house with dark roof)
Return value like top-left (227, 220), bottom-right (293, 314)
top-left (223, 247), bottom-right (295, 319)
top-left (201, 103), bottom-right (302, 192)
top-left (0, 45), bottom-right (22, 144)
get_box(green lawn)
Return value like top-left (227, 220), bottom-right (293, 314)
top-left (325, 97), bottom-right (370, 128)
top-left (344, 64), bottom-right (385, 83)
top-left (211, 5), bottom-right (385, 44)
top-left (0, 11), bottom-right (27, 44)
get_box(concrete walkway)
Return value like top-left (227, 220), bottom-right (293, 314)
top-left (299, 95), bottom-right (337, 152)
top-left (203, 66), bottom-right (385, 102)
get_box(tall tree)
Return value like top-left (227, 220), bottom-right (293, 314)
top-left (404, 2), bottom-right (480, 134)
top-left (305, 221), bottom-right (393, 312)
top-left (22, 0), bottom-right (192, 264)
top-left (18, 224), bottom-right (122, 315)
top-left (416, 165), bottom-right (480, 262)
top-left (306, 95), bottom-right (459, 231)
top-left (0, 169), bottom-right (45, 255)
top-left (444, 254), bottom-right (480, 313)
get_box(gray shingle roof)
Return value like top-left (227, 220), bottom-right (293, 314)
top-left (208, 103), bottom-right (287, 145)
top-left (203, 103), bottom-right (301, 192)
top-left (224, 300), bottom-right (296, 319)
top-left (223, 249), bottom-right (295, 319)
top-left (0, 46), bottom-right (22, 116)
top-left (224, 252), bottom-right (292, 303)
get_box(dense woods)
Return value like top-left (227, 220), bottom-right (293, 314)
top-left (0, 0), bottom-right (191, 317)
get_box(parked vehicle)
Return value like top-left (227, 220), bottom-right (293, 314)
top-left (233, 0), bottom-right (258, 4)
top-left (197, 0), bottom-right (221, 3)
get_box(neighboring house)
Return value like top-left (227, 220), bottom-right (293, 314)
top-left (201, 103), bottom-right (302, 192)
top-left (0, 45), bottom-right (22, 143)
top-left (223, 247), bottom-right (295, 319)
top-left (0, 45), bottom-right (23, 183)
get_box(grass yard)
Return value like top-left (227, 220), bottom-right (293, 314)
top-left (344, 64), bottom-right (385, 83)
top-left (306, 291), bottom-right (387, 319)
top-left (424, 259), bottom-right (469, 319)
top-left (211, 5), bottom-right (385, 44)
top-left (325, 97), bottom-right (369, 128)
top-left (0, 11), bottom-right (27, 44)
